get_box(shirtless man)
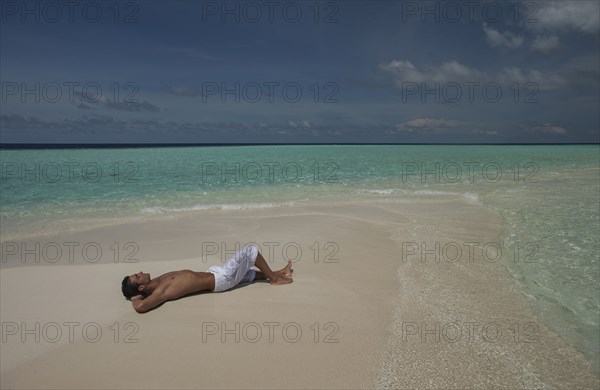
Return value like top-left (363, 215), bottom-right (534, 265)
top-left (121, 244), bottom-right (293, 313)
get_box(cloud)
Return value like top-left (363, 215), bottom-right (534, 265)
top-left (483, 23), bottom-right (524, 49)
top-left (472, 129), bottom-right (498, 136)
top-left (0, 114), bottom-right (321, 138)
top-left (529, 123), bottom-right (567, 134)
top-left (0, 114), bottom-right (52, 131)
top-left (380, 59), bottom-right (567, 90)
top-left (0, 114), bottom-right (586, 143)
top-left (165, 84), bottom-right (200, 97)
top-left (480, 3), bottom-right (598, 54)
top-left (529, 2), bottom-right (600, 35)
top-left (379, 60), bottom-right (484, 84)
top-left (103, 100), bottom-right (161, 112)
top-left (288, 120), bottom-right (312, 128)
top-left (72, 90), bottom-right (161, 112)
top-left (74, 103), bottom-right (95, 110)
top-left (3, 114), bottom-right (395, 143)
top-left (530, 35), bottom-right (561, 53)
top-left (496, 67), bottom-right (566, 89)
top-left (394, 118), bottom-right (465, 134)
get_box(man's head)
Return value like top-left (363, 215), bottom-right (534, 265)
top-left (121, 272), bottom-right (151, 300)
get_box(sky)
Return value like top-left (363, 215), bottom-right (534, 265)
top-left (1, 0), bottom-right (599, 143)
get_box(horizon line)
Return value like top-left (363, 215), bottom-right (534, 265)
top-left (1, 142), bottom-right (599, 150)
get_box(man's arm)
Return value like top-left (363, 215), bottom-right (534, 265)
top-left (131, 290), bottom-right (168, 313)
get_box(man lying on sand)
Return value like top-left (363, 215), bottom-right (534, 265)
top-left (121, 244), bottom-right (293, 313)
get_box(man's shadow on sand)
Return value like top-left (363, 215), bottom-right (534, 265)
top-left (144, 275), bottom-right (291, 313)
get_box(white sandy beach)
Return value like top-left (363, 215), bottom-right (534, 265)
top-left (1, 199), bottom-right (598, 389)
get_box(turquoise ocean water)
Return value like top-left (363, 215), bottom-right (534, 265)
top-left (1, 145), bottom-right (599, 369)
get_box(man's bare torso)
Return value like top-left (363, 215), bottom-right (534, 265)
top-left (154, 270), bottom-right (216, 300)
top-left (131, 270), bottom-right (215, 312)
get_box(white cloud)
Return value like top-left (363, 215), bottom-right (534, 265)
top-left (379, 60), bottom-right (426, 83)
top-left (379, 60), bottom-right (484, 84)
top-left (166, 84), bottom-right (199, 97)
top-left (529, 2), bottom-right (600, 34)
top-left (472, 129), bottom-right (498, 136)
top-left (483, 23), bottom-right (524, 49)
top-left (394, 118), bottom-right (464, 134)
top-left (530, 35), bottom-right (561, 53)
top-left (529, 123), bottom-right (567, 134)
top-left (401, 118), bottom-right (462, 128)
top-left (288, 120), bottom-right (312, 128)
top-left (380, 59), bottom-right (567, 90)
top-left (496, 67), bottom-right (566, 89)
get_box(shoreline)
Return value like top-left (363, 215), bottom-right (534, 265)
top-left (378, 199), bottom-right (599, 388)
top-left (1, 198), bottom-right (598, 388)
top-left (0, 194), bottom-right (479, 253)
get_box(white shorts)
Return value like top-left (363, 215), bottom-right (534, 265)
top-left (207, 244), bottom-right (258, 292)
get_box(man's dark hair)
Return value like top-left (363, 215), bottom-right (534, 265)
top-left (121, 275), bottom-right (141, 300)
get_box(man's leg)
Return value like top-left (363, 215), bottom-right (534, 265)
top-left (213, 245), bottom-right (292, 292)
top-left (253, 252), bottom-right (293, 285)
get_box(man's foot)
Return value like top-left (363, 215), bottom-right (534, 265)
top-left (270, 261), bottom-right (293, 285)
top-left (270, 274), bottom-right (293, 285)
top-left (274, 260), bottom-right (293, 278)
